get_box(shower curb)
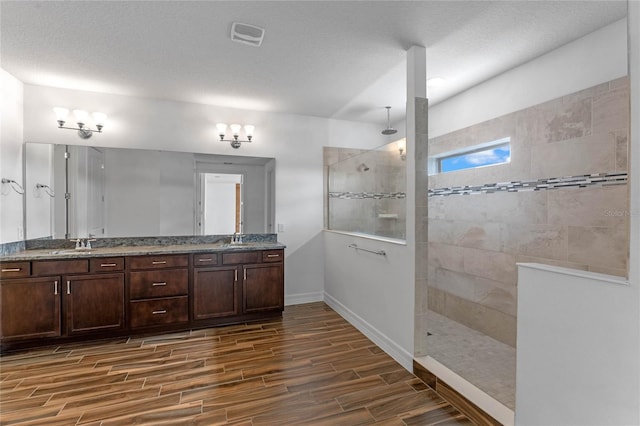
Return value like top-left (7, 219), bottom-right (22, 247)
top-left (413, 360), bottom-right (503, 426)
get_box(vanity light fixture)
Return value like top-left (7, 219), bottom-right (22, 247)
top-left (216, 123), bottom-right (254, 149)
top-left (53, 107), bottom-right (107, 139)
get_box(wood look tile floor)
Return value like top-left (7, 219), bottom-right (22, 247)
top-left (0, 303), bottom-right (472, 425)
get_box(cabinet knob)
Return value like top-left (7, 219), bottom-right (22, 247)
top-left (54, 280), bottom-right (58, 295)
top-left (152, 310), bottom-right (167, 315)
top-left (151, 261), bottom-right (167, 265)
top-left (100, 263), bottom-right (117, 267)
top-left (152, 282), bottom-right (167, 286)
top-left (66, 281), bottom-right (71, 295)
top-left (1, 268), bottom-right (21, 272)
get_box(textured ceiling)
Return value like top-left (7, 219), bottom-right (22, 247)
top-left (0, 1), bottom-right (627, 125)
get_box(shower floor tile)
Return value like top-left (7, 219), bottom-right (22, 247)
top-left (426, 309), bottom-right (516, 409)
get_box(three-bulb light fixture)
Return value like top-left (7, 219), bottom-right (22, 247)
top-left (53, 107), bottom-right (107, 139)
top-left (216, 123), bottom-right (254, 149)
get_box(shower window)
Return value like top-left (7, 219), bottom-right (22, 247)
top-left (324, 140), bottom-right (406, 241)
top-left (433, 137), bottom-right (511, 174)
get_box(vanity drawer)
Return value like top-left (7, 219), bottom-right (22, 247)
top-left (127, 254), bottom-right (189, 270)
top-left (32, 259), bottom-right (89, 276)
top-left (0, 261), bottom-right (30, 279)
top-left (129, 296), bottom-right (188, 328)
top-left (222, 251), bottom-right (260, 265)
top-left (262, 250), bottom-right (284, 263)
top-left (193, 253), bottom-right (218, 267)
top-left (90, 257), bottom-right (125, 272)
top-left (129, 269), bottom-right (188, 299)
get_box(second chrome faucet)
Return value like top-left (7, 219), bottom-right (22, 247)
top-left (71, 238), bottom-right (96, 250)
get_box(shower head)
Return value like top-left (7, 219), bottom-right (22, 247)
top-left (381, 106), bottom-right (398, 135)
top-left (358, 163), bottom-right (370, 172)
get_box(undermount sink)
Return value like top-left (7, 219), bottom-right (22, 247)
top-left (224, 242), bottom-right (257, 247)
top-left (47, 249), bottom-right (92, 255)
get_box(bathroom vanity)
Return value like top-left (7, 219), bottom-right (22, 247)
top-left (0, 240), bottom-right (284, 352)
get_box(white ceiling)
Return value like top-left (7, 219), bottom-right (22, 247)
top-left (0, 1), bottom-right (627, 126)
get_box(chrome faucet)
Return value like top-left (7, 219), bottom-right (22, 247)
top-left (70, 238), bottom-right (97, 250)
top-left (231, 233), bottom-right (244, 244)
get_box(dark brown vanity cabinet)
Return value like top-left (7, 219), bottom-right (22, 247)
top-left (220, 249), bottom-right (285, 315)
top-left (1, 247), bottom-right (284, 351)
top-left (127, 254), bottom-right (189, 329)
top-left (243, 262), bottom-right (284, 313)
top-left (193, 261), bottom-right (241, 320)
top-left (193, 249), bottom-right (284, 321)
top-left (64, 273), bottom-right (125, 335)
top-left (193, 252), bottom-right (240, 320)
top-left (0, 258), bottom-right (125, 342)
top-left (0, 276), bottom-right (61, 340)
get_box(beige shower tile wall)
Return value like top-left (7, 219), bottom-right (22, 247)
top-left (324, 145), bottom-right (407, 239)
top-left (427, 77), bottom-right (630, 347)
top-left (324, 147), bottom-right (368, 229)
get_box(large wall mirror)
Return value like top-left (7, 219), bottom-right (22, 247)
top-left (23, 142), bottom-right (275, 240)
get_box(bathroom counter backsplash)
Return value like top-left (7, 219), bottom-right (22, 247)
top-left (0, 234), bottom-right (284, 261)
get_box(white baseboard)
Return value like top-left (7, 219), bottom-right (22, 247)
top-left (323, 292), bottom-right (413, 371)
top-left (285, 291), bottom-right (324, 306)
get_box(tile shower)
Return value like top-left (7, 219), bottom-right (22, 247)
top-left (424, 77), bottom-right (630, 409)
top-left (324, 143), bottom-right (407, 240)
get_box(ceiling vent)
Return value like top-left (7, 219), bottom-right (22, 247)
top-left (230, 22), bottom-right (265, 47)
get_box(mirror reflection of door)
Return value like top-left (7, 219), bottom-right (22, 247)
top-left (266, 167), bottom-right (275, 233)
top-left (200, 173), bottom-right (243, 235)
top-left (69, 146), bottom-right (105, 238)
top-left (86, 147), bottom-right (105, 237)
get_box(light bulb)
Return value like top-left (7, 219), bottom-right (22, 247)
top-left (230, 124), bottom-right (241, 136)
top-left (216, 123), bottom-right (227, 134)
top-left (92, 112), bottom-right (107, 126)
top-left (244, 125), bottom-right (255, 137)
top-left (73, 109), bottom-right (89, 125)
top-left (397, 138), bottom-right (406, 152)
top-left (53, 107), bottom-right (69, 121)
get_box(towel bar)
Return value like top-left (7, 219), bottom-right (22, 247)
top-left (348, 243), bottom-right (386, 256)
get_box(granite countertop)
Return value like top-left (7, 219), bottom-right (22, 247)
top-left (0, 241), bottom-right (286, 261)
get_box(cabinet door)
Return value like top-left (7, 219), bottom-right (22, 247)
top-left (64, 273), bottom-right (125, 335)
top-left (243, 263), bottom-right (284, 314)
top-left (0, 277), bottom-right (61, 340)
top-left (193, 266), bottom-right (240, 320)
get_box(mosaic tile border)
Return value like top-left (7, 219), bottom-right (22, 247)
top-left (428, 172), bottom-right (628, 197)
top-left (329, 191), bottom-right (406, 200)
